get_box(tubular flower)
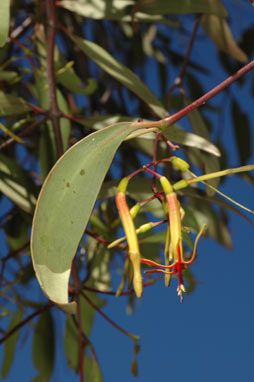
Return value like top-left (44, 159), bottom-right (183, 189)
top-left (141, 176), bottom-right (206, 302)
top-left (115, 178), bottom-right (143, 298)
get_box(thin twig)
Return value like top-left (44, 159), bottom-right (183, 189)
top-left (72, 315), bottom-right (99, 364)
top-left (0, 303), bottom-right (53, 345)
top-left (0, 241), bottom-right (30, 288)
top-left (168, 15), bottom-right (201, 106)
top-left (0, 117), bottom-right (47, 151)
top-left (76, 296), bottom-right (84, 382)
top-left (164, 59), bottom-right (254, 126)
top-left (80, 291), bottom-right (139, 341)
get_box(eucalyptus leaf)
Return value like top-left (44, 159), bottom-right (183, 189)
top-left (0, 70), bottom-right (18, 82)
top-left (0, 91), bottom-right (31, 116)
top-left (31, 122), bottom-right (140, 313)
top-left (137, 0), bottom-right (227, 17)
top-left (0, 153), bottom-right (37, 213)
top-left (32, 311), bottom-right (55, 381)
top-left (70, 34), bottom-right (168, 118)
top-left (202, 14), bottom-right (248, 63)
top-left (1, 310), bottom-right (22, 378)
top-left (231, 99), bottom-right (251, 165)
top-left (84, 354), bottom-right (103, 382)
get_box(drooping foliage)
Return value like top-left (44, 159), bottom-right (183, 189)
top-left (0, 1), bottom-right (254, 380)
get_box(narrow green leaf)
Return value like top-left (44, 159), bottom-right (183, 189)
top-left (0, 91), bottom-right (31, 116)
top-left (32, 311), bottom-right (55, 381)
top-left (0, 153), bottom-right (37, 213)
top-left (1, 310), bottom-right (23, 378)
top-left (202, 14), bottom-right (248, 63)
top-left (5, 212), bottom-right (29, 251)
top-left (0, 70), bottom-right (18, 82)
top-left (184, 201), bottom-right (232, 249)
top-left (31, 122), bottom-right (140, 313)
top-left (231, 99), bottom-right (251, 165)
top-left (84, 354), bottom-right (103, 382)
top-left (0, 0), bottom-right (10, 47)
top-left (137, 0), bottom-right (227, 17)
top-left (56, 62), bottom-right (97, 95)
top-left (70, 34), bottom-right (168, 118)
top-left (0, 122), bottom-right (24, 143)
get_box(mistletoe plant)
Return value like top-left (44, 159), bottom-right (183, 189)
top-left (1, 1), bottom-right (254, 381)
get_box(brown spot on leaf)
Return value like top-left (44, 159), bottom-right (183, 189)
top-left (80, 169), bottom-right (85, 176)
top-left (66, 182), bottom-right (70, 188)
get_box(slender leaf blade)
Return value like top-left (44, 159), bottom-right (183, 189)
top-left (202, 15), bottom-right (248, 63)
top-left (137, 0), bottom-right (227, 16)
top-left (1, 310), bottom-right (23, 378)
top-left (0, 91), bottom-right (31, 116)
top-left (70, 35), bottom-right (168, 118)
top-left (32, 311), bottom-right (55, 381)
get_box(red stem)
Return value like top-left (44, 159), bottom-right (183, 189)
top-left (77, 296), bottom-right (84, 382)
top-left (168, 15), bottom-right (201, 105)
top-left (80, 291), bottom-right (138, 341)
top-left (166, 60), bottom-right (254, 126)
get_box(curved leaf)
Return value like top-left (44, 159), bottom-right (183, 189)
top-left (0, 153), bottom-right (37, 213)
top-left (137, 0), bottom-right (227, 17)
top-left (31, 122), bottom-right (139, 313)
top-left (1, 310), bottom-right (22, 378)
top-left (70, 34), bottom-right (168, 118)
top-left (202, 15), bottom-right (248, 63)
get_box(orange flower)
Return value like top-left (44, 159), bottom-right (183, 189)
top-left (115, 178), bottom-right (142, 298)
top-left (141, 176), bottom-right (206, 302)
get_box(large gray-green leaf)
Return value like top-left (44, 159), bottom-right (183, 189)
top-left (31, 122), bottom-right (140, 313)
top-left (0, 153), bottom-right (37, 213)
top-left (1, 310), bottom-right (22, 378)
top-left (0, 91), bottom-right (31, 116)
top-left (0, 0), bottom-right (10, 47)
top-left (70, 34), bottom-right (168, 118)
top-left (32, 310), bottom-right (55, 381)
